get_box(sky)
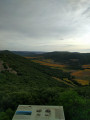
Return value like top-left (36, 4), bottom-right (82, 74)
top-left (0, 0), bottom-right (90, 52)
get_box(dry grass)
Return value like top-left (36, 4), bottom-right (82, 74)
top-left (32, 60), bottom-right (66, 68)
top-left (63, 78), bottom-right (75, 85)
top-left (82, 64), bottom-right (90, 69)
top-left (25, 57), bottom-right (37, 59)
top-left (52, 77), bottom-right (75, 87)
top-left (71, 69), bottom-right (90, 77)
top-left (74, 79), bottom-right (89, 85)
top-left (71, 69), bottom-right (90, 85)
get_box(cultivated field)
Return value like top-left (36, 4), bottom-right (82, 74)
top-left (25, 57), bottom-right (90, 86)
top-left (71, 68), bottom-right (90, 85)
top-left (32, 60), bottom-right (65, 67)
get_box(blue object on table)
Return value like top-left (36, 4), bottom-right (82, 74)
top-left (16, 111), bottom-right (32, 115)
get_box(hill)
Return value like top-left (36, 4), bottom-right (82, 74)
top-left (19, 51), bottom-right (90, 69)
top-left (12, 51), bottom-right (46, 57)
top-left (30, 51), bottom-right (90, 70)
top-left (0, 50), bottom-right (90, 120)
top-left (40, 51), bottom-right (90, 64)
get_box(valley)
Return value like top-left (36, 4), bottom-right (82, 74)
top-left (0, 50), bottom-right (90, 120)
top-left (25, 56), bottom-right (90, 86)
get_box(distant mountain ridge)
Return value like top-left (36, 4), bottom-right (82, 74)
top-left (12, 51), bottom-right (47, 56)
top-left (1, 50), bottom-right (90, 65)
top-left (39, 51), bottom-right (90, 65)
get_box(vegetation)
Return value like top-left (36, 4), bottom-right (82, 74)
top-left (37, 51), bottom-right (90, 68)
top-left (25, 51), bottom-right (90, 86)
top-left (0, 50), bottom-right (90, 120)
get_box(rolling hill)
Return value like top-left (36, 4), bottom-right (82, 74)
top-left (16, 51), bottom-right (90, 69)
top-left (0, 50), bottom-right (90, 120)
top-left (40, 51), bottom-right (90, 65)
top-left (12, 51), bottom-right (46, 57)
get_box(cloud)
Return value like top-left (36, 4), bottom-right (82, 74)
top-left (0, 0), bottom-right (90, 52)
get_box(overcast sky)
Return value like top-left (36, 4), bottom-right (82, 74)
top-left (0, 0), bottom-right (90, 52)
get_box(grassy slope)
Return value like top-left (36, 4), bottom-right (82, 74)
top-left (0, 51), bottom-right (69, 89)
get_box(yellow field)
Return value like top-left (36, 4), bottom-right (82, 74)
top-left (52, 77), bottom-right (76, 87)
top-left (71, 69), bottom-right (90, 77)
top-left (71, 69), bottom-right (90, 85)
top-left (25, 57), bottom-right (37, 59)
top-left (32, 60), bottom-right (66, 68)
top-left (74, 79), bottom-right (89, 85)
top-left (82, 64), bottom-right (90, 69)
